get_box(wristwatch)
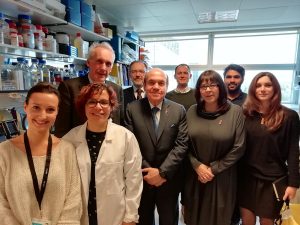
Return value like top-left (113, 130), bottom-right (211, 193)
top-left (159, 169), bottom-right (167, 179)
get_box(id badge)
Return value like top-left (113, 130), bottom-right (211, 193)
top-left (32, 218), bottom-right (51, 225)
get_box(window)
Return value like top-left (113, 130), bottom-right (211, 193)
top-left (146, 37), bottom-right (208, 65)
top-left (144, 30), bottom-right (300, 105)
top-left (213, 32), bottom-right (298, 64)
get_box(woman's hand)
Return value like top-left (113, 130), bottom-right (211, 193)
top-left (283, 186), bottom-right (297, 201)
top-left (195, 164), bottom-right (214, 183)
top-left (122, 222), bottom-right (136, 225)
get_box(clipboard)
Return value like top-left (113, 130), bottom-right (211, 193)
top-left (272, 176), bottom-right (288, 201)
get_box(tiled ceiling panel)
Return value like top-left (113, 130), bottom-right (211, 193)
top-left (94, 0), bottom-right (300, 36)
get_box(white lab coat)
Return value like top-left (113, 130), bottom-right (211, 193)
top-left (63, 119), bottom-right (143, 225)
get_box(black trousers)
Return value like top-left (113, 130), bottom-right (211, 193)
top-left (138, 181), bottom-right (180, 225)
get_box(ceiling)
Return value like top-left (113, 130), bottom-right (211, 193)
top-left (95, 0), bottom-right (300, 37)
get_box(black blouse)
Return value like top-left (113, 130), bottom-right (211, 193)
top-left (243, 107), bottom-right (300, 187)
top-left (86, 129), bottom-right (106, 225)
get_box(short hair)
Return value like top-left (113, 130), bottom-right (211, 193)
top-left (129, 60), bottom-right (148, 72)
top-left (76, 83), bottom-right (118, 121)
top-left (144, 68), bottom-right (169, 86)
top-left (87, 42), bottom-right (116, 62)
top-left (223, 64), bottom-right (245, 78)
top-left (25, 82), bottom-right (60, 104)
top-left (175, 64), bottom-right (191, 74)
top-left (195, 70), bottom-right (229, 111)
top-left (243, 72), bottom-right (283, 131)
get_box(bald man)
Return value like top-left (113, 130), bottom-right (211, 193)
top-left (125, 68), bottom-right (189, 225)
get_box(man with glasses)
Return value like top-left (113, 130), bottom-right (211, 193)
top-left (166, 64), bottom-right (196, 111)
top-left (54, 42), bottom-right (123, 137)
top-left (223, 64), bottom-right (247, 106)
top-left (123, 60), bottom-right (147, 110)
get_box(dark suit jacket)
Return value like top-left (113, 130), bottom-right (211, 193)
top-left (123, 86), bottom-right (136, 111)
top-left (124, 98), bottom-right (189, 180)
top-left (54, 75), bottom-right (124, 137)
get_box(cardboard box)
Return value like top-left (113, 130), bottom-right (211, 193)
top-left (103, 27), bottom-right (113, 39)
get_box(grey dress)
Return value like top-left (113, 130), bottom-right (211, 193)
top-left (184, 103), bottom-right (245, 225)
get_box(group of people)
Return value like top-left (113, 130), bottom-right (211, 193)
top-left (0, 41), bottom-right (299, 225)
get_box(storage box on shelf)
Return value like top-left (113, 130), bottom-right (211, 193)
top-left (0, 0), bottom-right (109, 42)
top-left (110, 34), bottom-right (142, 64)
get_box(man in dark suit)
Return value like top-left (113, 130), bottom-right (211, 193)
top-left (54, 42), bottom-right (123, 137)
top-left (125, 68), bottom-right (189, 225)
top-left (123, 60), bottom-right (147, 110)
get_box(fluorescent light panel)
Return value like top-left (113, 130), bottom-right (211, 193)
top-left (198, 10), bottom-right (239, 24)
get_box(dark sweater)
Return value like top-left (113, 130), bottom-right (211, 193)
top-left (166, 89), bottom-right (196, 111)
top-left (242, 107), bottom-right (300, 187)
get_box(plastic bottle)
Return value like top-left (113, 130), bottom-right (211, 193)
top-left (12, 57), bottom-right (25, 90)
top-left (69, 64), bottom-right (78, 78)
top-left (18, 33), bottom-right (24, 47)
top-left (74, 32), bottom-right (84, 58)
top-left (34, 32), bottom-right (43, 50)
top-left (10, 32), bottom-right (19, 46)
top-left (30, 58), bottom-right (42, 86)
top-left (0, 12), bottom-right (9, 44)
top-left (22, 24), bottom-right (35, 49)
top-left (45, 35), bottom-right (57, 53)
top-left (39, 59), bottom-right (50, 83)
top-left (23, 59), bottom-right (32, 90)
top-left (63, 65), bottom-right (70, 80)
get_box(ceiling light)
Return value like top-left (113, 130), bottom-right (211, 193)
top-left (197, 10), bottom-right (239, 24)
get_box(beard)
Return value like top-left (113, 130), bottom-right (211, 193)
top-left (227, 84), bottom-right (242, 95)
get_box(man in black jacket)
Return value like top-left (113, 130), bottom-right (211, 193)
top-left (54, 42), bottom-right (123, 137)
top-left (125, 68), bottom-right (188, 225)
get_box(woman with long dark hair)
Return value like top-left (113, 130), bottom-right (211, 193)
top-left (239, 72), bottom-right (300, 225)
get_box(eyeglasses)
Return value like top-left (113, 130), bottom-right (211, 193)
top-left (131, 70), bottom-right (146, 74)
top-left (86, 99), bottom-right (110, 108)
top-left (200, 83), bottom-right (218, 91)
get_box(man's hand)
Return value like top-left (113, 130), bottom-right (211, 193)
top-left (142, 167), bottom-right (167, 187)
top-left (194, 164), bottom-right (214, 183)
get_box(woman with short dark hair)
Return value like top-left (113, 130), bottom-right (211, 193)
top-left (63, 83), bottom-right (143, 225)
top-left (184, 70), bottom-right (245, 225)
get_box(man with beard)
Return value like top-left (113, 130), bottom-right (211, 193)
top-left (223, 64), bottom-right (246, 225)
top-left (223, 64), bottom-right (247, 106)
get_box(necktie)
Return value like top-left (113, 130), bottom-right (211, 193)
top-left (136, 88), bottom-right (143, 100)
top-left (151, 107), bottom-right (159, 135)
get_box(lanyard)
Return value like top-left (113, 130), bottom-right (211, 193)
top-left (24, 132), bottom-right (52, 210)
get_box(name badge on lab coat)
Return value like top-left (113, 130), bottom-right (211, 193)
top-left (32, 218), bottom-right (51, 225)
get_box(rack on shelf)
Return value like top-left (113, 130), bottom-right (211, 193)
top-left (0, 0), bottom-right (110, 42)
top-left (110, 34), bottom-right (143, 64)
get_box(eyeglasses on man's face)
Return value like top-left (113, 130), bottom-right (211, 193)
top-left (86, 99), bottom-right (110, 108)
top-left (200, 83), bottom-right (218, 91)
top-left (131, 70), bottom-right (146, 74)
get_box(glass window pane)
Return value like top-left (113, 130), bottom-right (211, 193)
top-left (213, 33), bottom-right (298, 64)
top-left (145, 39), bottom-right (208, 65)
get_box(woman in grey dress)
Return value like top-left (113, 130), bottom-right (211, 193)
top-left (183, 70), bottom-right (245, 225)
